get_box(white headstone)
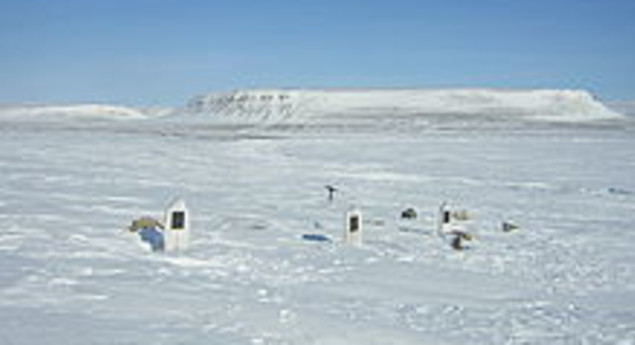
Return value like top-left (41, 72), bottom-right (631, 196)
top-left (437, 202), bottom-right (452, 236)
top-left (163, 198), bottom-right (190, 252)
top-left (344, 208), bottom-right (363, 245)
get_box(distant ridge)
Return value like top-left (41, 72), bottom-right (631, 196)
top-left (185, 88), bottom-right (623, 125)
top-left (0, 104), bottom-right (147, 120)
top-left (0, 89), bottom-right (624, 128)
top-left (607, 101), bottom-right (635, 117)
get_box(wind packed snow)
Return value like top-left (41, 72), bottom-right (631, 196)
top-left (1, 89), bottom-right (634, 344)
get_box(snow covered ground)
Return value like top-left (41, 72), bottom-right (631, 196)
top-left (1, 91), bottom-right (634, 344)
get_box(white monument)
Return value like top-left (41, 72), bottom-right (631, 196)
top-left (163, 198), bottom-right (190, 252)
top-left (344, 208), bottom-right (363, 245)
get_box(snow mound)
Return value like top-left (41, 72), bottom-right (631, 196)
top-left (0, 104), bottom-right (147, 120)
top-left (186, 89), bottom-right (623, 125)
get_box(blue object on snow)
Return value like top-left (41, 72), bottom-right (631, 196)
top-left (302, 234), bottom-right (332, 242)
top-left (139, 227), bottom-right (165, 251)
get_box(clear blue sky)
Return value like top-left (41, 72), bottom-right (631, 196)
top-left (1, 0), bottom-right (633, 105)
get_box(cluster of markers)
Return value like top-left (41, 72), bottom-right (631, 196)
top-left (126, 188), bottom-right (518, 253)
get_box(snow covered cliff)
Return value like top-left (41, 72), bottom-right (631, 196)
top-left (186, 89), bottom-right (622, 125)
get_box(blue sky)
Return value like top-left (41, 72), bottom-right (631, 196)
top-left (1, 0), bottom-right (633, 105)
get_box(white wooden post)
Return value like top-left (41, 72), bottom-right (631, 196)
top-left (163, 198), bottom-right (190, 252)
top-left (344, 208), bottom-right (363, 245)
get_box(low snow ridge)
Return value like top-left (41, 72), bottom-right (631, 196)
top-left (0, 104), bottom-right (147, 120)
top-left (186, 89), bottom-right (622, 124)
top-left (608, 101), bottom-right (635, 117)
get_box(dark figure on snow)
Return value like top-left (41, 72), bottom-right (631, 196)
top-left (325, 185), bottom-right (338, 201)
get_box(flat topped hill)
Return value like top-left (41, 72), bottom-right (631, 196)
top-left (0, 89), bottom-right (625, 130)
top-left (186, 88), bottom-right (622, 125)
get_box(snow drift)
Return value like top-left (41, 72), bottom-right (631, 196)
top-left (186, 89), bottom-right (623, 125)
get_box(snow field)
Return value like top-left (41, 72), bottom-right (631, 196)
top-left (0, 119), bottom-right (634, 344)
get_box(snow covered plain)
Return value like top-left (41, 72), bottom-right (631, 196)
top-left (1, 89), bottom-right (634, 344)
